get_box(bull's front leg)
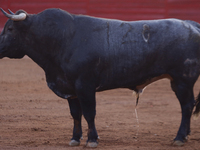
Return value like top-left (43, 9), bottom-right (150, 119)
top-left (75, 80), bottom-right (99, 147)
top-left (67, 97), bottom-right (82, 146)
top-left (171, 80), bottom-right (195, 146)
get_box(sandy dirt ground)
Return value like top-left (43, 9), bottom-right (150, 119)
top-left (0, 58), bottom-right (200, 150)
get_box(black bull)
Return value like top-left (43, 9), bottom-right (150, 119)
top-left (0, 8), bottom-right (200, 147)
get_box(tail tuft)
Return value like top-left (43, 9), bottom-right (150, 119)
top-left (193, 92), bottom-right (200, 119)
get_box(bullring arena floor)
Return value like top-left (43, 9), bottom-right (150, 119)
top-left (0, 57), bottom-right (199, 150)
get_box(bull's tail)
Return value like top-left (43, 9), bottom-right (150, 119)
top-left (193, 92), bottom-right (200, 119)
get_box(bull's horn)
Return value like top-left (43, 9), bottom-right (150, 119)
top-left (8, 9), bottom-right (15, 15)
top-left (0, 8), bottom-right (26, 21)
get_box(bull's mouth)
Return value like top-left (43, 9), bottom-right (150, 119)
top-left (0, 53), bottom-right (4, 59)
top-left (0, 48), bottom-right (6, 59)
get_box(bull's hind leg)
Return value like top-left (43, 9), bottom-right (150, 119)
top-left (170, 80), bottom-right (195, 146)
top-left (67, 97), bottom-right (82, 146)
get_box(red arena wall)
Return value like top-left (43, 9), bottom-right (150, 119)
top-left (1, 0), bottom-right (200, 30)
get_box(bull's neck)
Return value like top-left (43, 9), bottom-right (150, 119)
top-left (26, 50), bottom-right (53, 73)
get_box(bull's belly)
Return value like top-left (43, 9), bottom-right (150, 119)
top-left (96, 74), bottom-right (173, 93)
top-left (134, 74), bottom-right (172, 93)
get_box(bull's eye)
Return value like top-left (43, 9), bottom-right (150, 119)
top-left (8, 27), bottom-right (13, 31)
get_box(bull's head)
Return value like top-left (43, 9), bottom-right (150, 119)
top-left (0, 8), bottom-right (28, 59)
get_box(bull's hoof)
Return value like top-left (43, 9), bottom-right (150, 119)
top-left (173, 140), bottom-right (184, 146)
top-left (69, 139), bottom-right (80, 146)
top-left (86, 141), bottom-right (98, 148)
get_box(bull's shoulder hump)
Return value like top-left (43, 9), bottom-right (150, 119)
top-left (184, 20), bottom-right (200, 29)
top-left (145, 18), bottom-right (182, 25)
top-left (73, 15), bottom-right (183, 27)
